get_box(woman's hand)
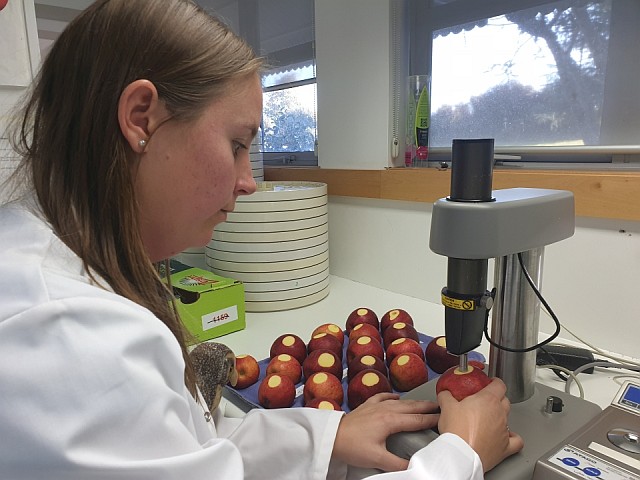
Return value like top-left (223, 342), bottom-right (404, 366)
top-left (437, 378), bottom-right (525, 472)
top-left (332, 393), bottom-right (440, 472)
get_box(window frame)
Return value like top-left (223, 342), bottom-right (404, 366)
top-left (408, 0), bottom-right (640, 169)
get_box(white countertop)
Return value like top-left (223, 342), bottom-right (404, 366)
top-left (218, 275), bottom-right (629, 415)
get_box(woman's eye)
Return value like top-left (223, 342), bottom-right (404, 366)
top-left (233, 141), bottom-right (247, 157)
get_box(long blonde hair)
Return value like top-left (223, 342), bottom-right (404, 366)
top-left (8, 0), bottom-right (262, 396)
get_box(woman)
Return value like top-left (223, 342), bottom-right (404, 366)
top-left (0, 1), bottom-right (522, 478)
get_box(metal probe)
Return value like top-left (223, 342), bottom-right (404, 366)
top-left (458, 353), bottom-right (469, 372)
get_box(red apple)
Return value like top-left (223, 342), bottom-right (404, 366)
top-left (305, 397), bottom-right (343, 411)
top-left (436, 365), bottom-right (492, 401)
top-left (258, 373), bottom-right (296, 408)
top-left (307, 332), bottom-right (343, 358)
top-left (347, 354), bottom-right (388, 381)
top-left (0, 0), bottom-right (8, 12)
top-left (348, 322), bottom-right (382, 344)
top-left (233, 354), bottom-right (260, 389)
top-left (266, 353), bottom-right (302, 384)
top-left (311, 323), bottom-right (345, 346)
top-left (347, 369), bottom-right (392, 410)
top-left (469, 359), bottom-right (487, 371)
top-left (389, 353), bottom-right (430, 392)
top-left (270, 333), bottom-right (307, 365)
top-left (303, 371), bottom-right (345, 406)
top-left (345, 307), bottom-right (379, 333)
top-left (424, 336), bottom-right (459, 374)
top-left (346, 335), bottom-right (385, 364)
top-left (382, 322), bottom-right (420, 349)
top-left (302, 349), bottom-right (343, 380)
top-left (385, 337), bottom-right (425, 365)
top-left (380, 309), bottom-right (414, 332)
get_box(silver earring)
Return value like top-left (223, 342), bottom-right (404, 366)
top-left (138, 139), bottom-right (147, 149)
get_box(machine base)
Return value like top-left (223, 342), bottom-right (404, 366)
top-left (387, 380), bottom-right (602, 479)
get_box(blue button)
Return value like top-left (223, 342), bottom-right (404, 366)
top-left (562, 457), bottom-right (580, 467)
top-left (583, 467), bottom-right (601, 476)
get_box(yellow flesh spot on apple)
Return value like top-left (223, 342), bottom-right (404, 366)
top-left (328, 325), bottom-right (340, 333)
top-left (362, 372), bottom-right (380, 387)
top-left (318, 353), bottom-right (335, 367)
top-left (361, 355), bottom-right (376, 366)
top-left (390, 310), bottom-right (400, 320)
top-left (268, 375), bottom-right (282, 387)
top-left (282, 336), bottom-right (295, 347)
top-left (453, 367), bottom-right (474, 376)
top-left (436, 337), bottom-right (447, 348)
top-left (356, 308), bottom-right (368, 316)
top-left (318, 400), bottom-right (334, 410)
top-left (278, 354), bottom-right (292, 361)
top-left (313, 333), bottom-right (327, 339)
top-left (357, 336), bottom-right (371, 345)
top-left (391, 338), bottom-right (406, 345)
top-left (237, 354), bottom-right (248, 359)
top-left (393, 322), bottom-right (406, 330)
top-left (397, 354), bottom-right (410, 366)
top-left (313, 372), bottom-right (328, 384)
top-left (353, 324), bottom-right (363, 331)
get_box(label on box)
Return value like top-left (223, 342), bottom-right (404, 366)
top-left (202, 305), bottom-right (238, 331)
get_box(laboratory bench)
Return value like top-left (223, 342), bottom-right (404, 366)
top-left (216, 275), bottom-right (635, 479)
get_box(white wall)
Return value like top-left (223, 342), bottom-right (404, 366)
top-left (315, 2), bottom-right (639, 359)
top-left (315, 0), bottom-right (394, 169)
top-left (326, 197), bottom-right (640, 360)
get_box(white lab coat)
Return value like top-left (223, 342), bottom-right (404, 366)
top-left (0, 199), bottom-right (483, 480)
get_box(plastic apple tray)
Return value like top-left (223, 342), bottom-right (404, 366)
top-left (224, 332), bottom-right (485, 413)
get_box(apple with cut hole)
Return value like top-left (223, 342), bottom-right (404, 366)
top-left (346, 335), bottom-right (385, 364)
top-left (266, 353), bottom-right (302, 384)
top-left (302, 349), bottom-right (343, 380)
top-left (270, 333), bottom-right (307, 365)
top-left (311, 323), bottom-right (345, 346)
top-left (382, 322), bottom-right (420, 349)
top-left (258, 373), bottom-right (296, 408)
top-left (389, 353), bottom-right (430, 392)
top-left (303, 371), bottom-right (345, 406)
top-left (380, 309), bottom-right (414, 333)
top-left (348, 322), bottom-right (382, 344)
top-left (345, 307), bottom-right (379, 333)
top-left (305, 397), bottom-right (343, 411)
top-left (233, 354), bottom-right (260, 389)
top-left (347, 354), bottom-right (388, 382)
top-left (347, 369), bottom-right (392, 410)
top-left (385, 337), bottom-right (425, 366)
top-left (307, 332), bottom-right (343, 358)
top-left (424, 336), bottom-right (460, 374)
top-left (436, 365), bottom-right (492, 401)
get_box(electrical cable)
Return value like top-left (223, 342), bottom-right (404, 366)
top-left (538, 311), bottom-right (640, 368)
top-left (564, 361), bottom-right (640, 395)
top-left (483, 252), bottom-right (561, 353)
top-left (537, 364), bottom-right (585, 399)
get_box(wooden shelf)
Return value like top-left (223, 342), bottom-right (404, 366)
top-left (264, 167), bottom-right (640, 221)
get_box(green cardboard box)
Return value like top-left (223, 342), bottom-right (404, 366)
top-left (166, 260), bottom-right (245, 344)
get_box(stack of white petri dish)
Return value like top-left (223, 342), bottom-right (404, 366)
top-left (207, 181), bottom-right (329, 312)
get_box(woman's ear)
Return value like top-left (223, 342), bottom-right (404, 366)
top-left (118, 79), bottom-right (166, 153)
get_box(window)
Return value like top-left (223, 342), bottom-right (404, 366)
top-left (204, 0), bottom-right (317, 167)
top-left (411, 0), bottom-right (640, 167)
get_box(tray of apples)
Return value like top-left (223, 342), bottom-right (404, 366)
top-left (223, 307), bottom-right (485, 412)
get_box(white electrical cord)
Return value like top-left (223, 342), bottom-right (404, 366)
top-left (564, 361), bottom-right (640, 395)
top-left (537, 364), bottom-right (585, 399)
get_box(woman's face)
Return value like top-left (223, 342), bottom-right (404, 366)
top-left (135, 74), bottom-right (262, 262)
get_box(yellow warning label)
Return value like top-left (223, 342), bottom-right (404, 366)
top-left (442, 294), bottom-right (475, 311)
